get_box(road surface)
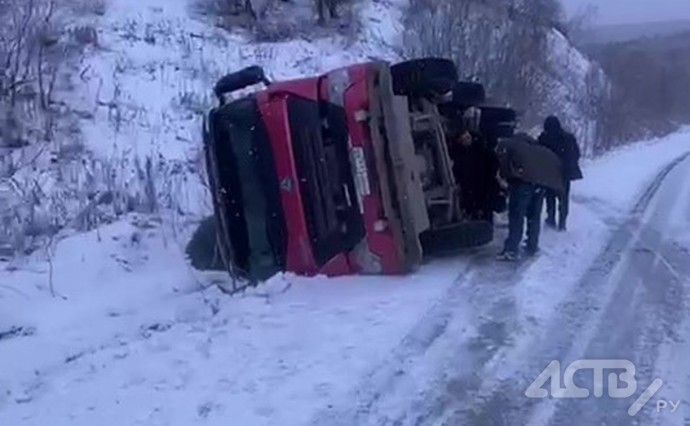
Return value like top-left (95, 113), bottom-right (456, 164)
top-left (312, 153), bottom-right (690, 426)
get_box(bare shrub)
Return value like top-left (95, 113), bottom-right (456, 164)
top-left (199, 0), bottom-right (254, 17)
top-left (196, 0), bottom-right (355, 38)
top-left (0, 0), bottom-right (63, 111)
top-left (314, 0), bottom-right (354, 25)
top-left (0, 0), bottom-right (108, 259)
top-left (69, 0), bottom-right (107, 16)
top-left (194, 0), bottom-right (257, 29)
top-left (253, 17), bottom-right (297, 42)
top-left (176, 90), bottom-right (213, 116)
top-left (591, 30), bottom-right (690, 150)
top-left (402, 0), bottom-right (556, 125)
top-left (315, 0), bottom-right (338, 25)
top-left (71, 25), bottom-right (99, 46)
top-left (561, 4), bottom-right (598, 45)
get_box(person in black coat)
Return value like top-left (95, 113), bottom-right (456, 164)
top-left (448, 129), bottom-right (498, 221)
top-left (538, 116), bottom-right (583, 231)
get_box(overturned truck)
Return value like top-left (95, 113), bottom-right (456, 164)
top-left (201, 58), bottom-right (517, 290)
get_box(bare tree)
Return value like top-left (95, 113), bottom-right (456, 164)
top-left (1, 0), bottom-right (60, 106)
top-left (591, 30), bottom-right (690, 148)
top-left (315, 0), bottom-right (339, 25)
top-left (562, 4), bottom-right (598, 44)
top-left (0, 0), bottom-right (71, 257)
top-left (402, 0), bottom-right (557, 123)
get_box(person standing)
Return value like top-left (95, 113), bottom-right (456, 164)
top-left (538, 116), bottom-right (583, 231)
top-left (448, 107), bottom-right (499, 222)
top-left (495, 133), bottom-right (564, 261)
top-left (448, 128), bottom-right (497, 221)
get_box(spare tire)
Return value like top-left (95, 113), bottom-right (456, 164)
top-left (390, 58), bottom-right (458, 97)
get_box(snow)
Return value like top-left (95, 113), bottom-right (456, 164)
top-left (3, 129), bottom-right (690, 425)
top-left (513, 127), bottom-right (690, 329)
top-left (575, 127), bottom-right (690, 213)
top-left (541, 29), bottom-right (609, 156)
top-left (3, 0), bottom-right (690, 423)
top-left (0, 215), bottom-right (468, 425)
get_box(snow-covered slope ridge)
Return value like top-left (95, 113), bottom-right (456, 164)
top-left (540, 29), bottom-right (608, 156)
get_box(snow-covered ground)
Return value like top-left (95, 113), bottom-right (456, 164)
top-left (517, 128), bottom-right (690, 324)
top-left (2, 129), bottom-right (690, 426)
top-left (2, 0), bottom-right (689, 423)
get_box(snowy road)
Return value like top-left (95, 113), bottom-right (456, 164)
top-left (3, 136), bottom-right (690, 426)
top-left (312, 152), bottom-right (690, 426)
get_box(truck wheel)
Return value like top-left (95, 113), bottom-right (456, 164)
top-left (420, 220), bottom-right (493, 255)
top-left (390, 58), bottom-right (458, 97)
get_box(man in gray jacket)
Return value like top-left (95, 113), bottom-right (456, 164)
top-left (496, 133), bottom-right (564, 261)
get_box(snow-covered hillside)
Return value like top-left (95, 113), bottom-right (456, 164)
top-left (70, 0), bottom-right (407, 187)
top-left (538, 30), bottom-right (608, 156)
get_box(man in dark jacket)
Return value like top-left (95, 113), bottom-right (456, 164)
top-left (448, 129), bottom-right (499, 221)
top-left (496, 133), bottom-right (564, 261)
top-left (538, 116), bottom-right (583, 231)
top-left (448, 107), bottom-right (501, 222)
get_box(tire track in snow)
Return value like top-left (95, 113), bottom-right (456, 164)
top-left (436, 151), bottom-right (690, 426)
top-left (310, 151), bottom-right (690, 426)
top-left (309, 242), bottom-right (542, 425)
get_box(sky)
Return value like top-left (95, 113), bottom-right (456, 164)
top-left (561, 0), bottom-right (690, 25)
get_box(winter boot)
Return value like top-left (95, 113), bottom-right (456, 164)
top-left (497, 250), bottom-right (518, 262)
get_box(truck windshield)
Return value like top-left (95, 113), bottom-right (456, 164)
top-left (207, 98), bottom-right (286, 281)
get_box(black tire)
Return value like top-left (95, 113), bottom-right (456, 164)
top-left (480, 105), bottom-right (517, 124)
top-left (186, 216), bottom-right (226, 271)
top-left (450, 81), bottom-right (486, 107)
top-left (420, 220), bottom-right (493, 256)
top-left (390, 58), bottom-right (458, 97)
top-left (479, 106), bottom-right (517, 139)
